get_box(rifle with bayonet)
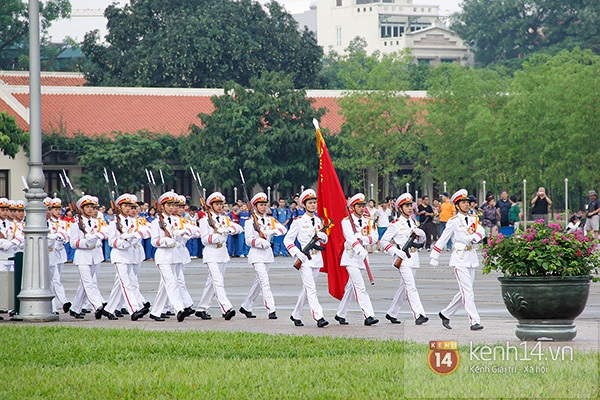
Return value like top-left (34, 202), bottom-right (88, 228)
top-left (60, 170), bottom-right (86, 233)
top-left (292, 221), bottom-right (332, 270)
top-left (394, 231), bottom-right (419, 269)
top-left (190, 167), bottom-right (218, 233)
top-left (145, 168), bottom-right (171, 238)
top-left (103, 168), bottom-right (123, 233)
top-left (239, 169), bottom-right (266, 239)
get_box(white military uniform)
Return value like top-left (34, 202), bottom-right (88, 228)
top-left (336, 201), bottom-right (379, 320)
top-left (240, 194), bottom-right (287, 315)
top-left (149, 194), bottom-right (188, 318)
top-left (197, 207), bottom-right (243, 314)
top-left (284, 213), bottom-right (328, 321)
top-left (106, 205), bottom-right (143, 315)
top-left (47, 202), bottom-right (70, 313)
top-left (69, 200), bottom-right (108, 314)
top-left (380, 214), bottom-right (427, 320)
top-left (131, 214), bottom-right (151, 306)
top-left (0, 198), bottom-right (23, 271)
top-left (431, 190), bottom-right (485, 327)
top-left (172, 202), bottom-right (195, 311)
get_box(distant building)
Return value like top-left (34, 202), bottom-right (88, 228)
top-left (311, 0), bottom-right (472, 65)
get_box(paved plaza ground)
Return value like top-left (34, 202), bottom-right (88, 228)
top-left (4, 251), bottom-right (599, 350)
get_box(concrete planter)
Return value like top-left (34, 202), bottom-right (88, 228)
top-left (498, 275), bottom-right (592, 341)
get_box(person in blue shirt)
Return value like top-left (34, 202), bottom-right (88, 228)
top-left (273, 198), bottom-right (291, 256)
top-left (237, 203), bottom-right (250, 257)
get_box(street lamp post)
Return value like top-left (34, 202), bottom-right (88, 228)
top-left (370, 183), bottom-right (374, 201)
top-left (443, 181), bottom-right (447, 193)
top-left (18, 0), bottom-right (57, 321)
top-left (234, 187), bottom-right (238, 203)
top-left (267, 186), bottom-right (271, 203)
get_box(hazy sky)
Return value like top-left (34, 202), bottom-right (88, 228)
top-left (47, 0), bottom-right (463, 42)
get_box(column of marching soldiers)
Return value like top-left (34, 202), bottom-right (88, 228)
top-left (0, 186), bottom-right (486, 330)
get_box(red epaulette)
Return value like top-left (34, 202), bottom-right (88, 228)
top-left (294, 216), bottom-right (302, 220)
top-left (390, 218), bottom-right (399, 224)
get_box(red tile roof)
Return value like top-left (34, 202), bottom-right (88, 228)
top-left (0, 73), bottom-right (86, 87)
top-left (311, 96), bottom-right (343, 134)
top-left (0, 98), bottom-right (28, 130)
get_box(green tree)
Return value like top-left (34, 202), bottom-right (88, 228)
top-left (422, 64), bottom-right (510, 193)
top-left (0, 111), bottom-right (28, 158)
top-left (181, 71), bottom-right (325, 194)
top-left (0, 0), bottom-right (71, 70)
top-left (451, 0), bottom-right (599, 67)
top-left (81, 0), bottom-right (322, 89)
top-left (500, 48), bottom-right (600, 199)
top-left (76, 131), bottom-right (179, 205)
top-left (334, 90), bottom-right (425, 192)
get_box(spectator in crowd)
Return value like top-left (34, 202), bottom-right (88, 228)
top-left (413, 198), bottom-right (421, 222)
top-left (565, 215), bottom-right (582, 234)
top-left (467, 195), bottom-right (478, 216)
top-left (375, 200), bottom-right (392, 244)
top-left (438, 192), bottom-right (454, 251)
top-left (273, 198), bottom-right (291, 256)
top-left (103, 207), bottom-right (115, 262)
top-left (431, 198), bottom-right (441, 240)
top-left (289, 201), bottom-right (300, 220)
top-left (481, 195), bottom-right (498, 242)
top-left (497, 191), bottom-right (511, 227)
top-left (530, 187), bottom-right (552, 224)
top-left (417, 195), bottom-right (434, 250)
top-left (97, 205), bottom-right (106, 220)
top-left (227, 204), bottom-right (241, 257)
top-left (144, 206), bottom-right (157, 260)
top-left (365, 199), bottom-right (378, 253)
top-left (62, 208), bottom-right (76, 261)
top-left (508, 195), bottom-right (522, 230)
top-left (585, 190), bottom-right (600, 240)
top-left (186, 205), bottom-right (199, 259)
top-left (237, 203), bottom-right (250, 257)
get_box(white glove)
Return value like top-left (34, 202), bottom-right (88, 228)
top-left (85, 237), bottom-right (99, 248)
top-left (255, 238), bottom-right (271, 249)
top-left (121, 233), bottom-right (135, 240)
top-left (413, 228), bottom-right (426, 238)
top-left (129, 236), bottom-right (142, 247)
top-left (85, 234), bottom-right (99, 245)
top-left (354, 232), bottom-right (363, 242)
top-left (393, 248), bottom-right (407, 260)
top-left (355, 246), bottom-right (368, 260)
top-left (227, 226), bottom-right (238, 235)
top-left (217, 227), bottom-right (230, 235)
top-left (215, 234), bottom-right (228, 245)
top-left (430, 258), bottom-right (439, 268)
top-left (262, 229), bottom-right (277, 237)
top-left (297, 252), bottom-right (309, 264)
top-left (172, 229), bottom-right (187, 238)
top-left (48, 233), bottom-right (58, 241)
top-left (316, 231), bottom-right (328, 241)
top-left (94, 232), bottom-right (105, 241)
top-left (160, 237), bottom-right (176, 248)
top-left (114, 239), bottom-right (131, 250)
top-left (47, 236), bottom-right (56, 249)
top-left (469, 234), bottom-right (481, 244)
top-left (2, 240), bottom-right (14, 251)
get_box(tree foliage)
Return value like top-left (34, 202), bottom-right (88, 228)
top-left (0, 0), bottom-right (71, 70)
top-left (320, 37), bottom-right (430, 90)
top-left (180, 71), bottom-right (325, 195)
top-left (451, 0), bottom-right (599, 67)
top-left (81, 0), bottom-right (322, 89)
top-left (61, 132), bottom-right (179, 206)
top-left (334, 90), bottom-right (425, 192)
top-left (421, 48), bottom-right (598, 206)
top-left (0, 111), bottom-right (28, 158)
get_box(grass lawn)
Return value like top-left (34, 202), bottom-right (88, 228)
top-left (0, 326), bottom-right (597, 399)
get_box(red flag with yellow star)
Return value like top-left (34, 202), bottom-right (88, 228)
top-left (314, 119), bottom-right (348, 300)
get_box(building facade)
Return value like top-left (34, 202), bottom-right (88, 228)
top-left (315, 0), bottom-right (471, 65)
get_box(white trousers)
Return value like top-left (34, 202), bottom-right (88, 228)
top-left (0, 261), bottom-right (13, 272)
top-left (72, 263), bottom-right (105, 312)
top-left (441, 266), bottom-right (481, 325)
top-left (336, 266), bottom-right (375, 319)
top-left (150, 263), bottom-right (184, 316)
top-left (387, 266), bottom-right (426, 319)
top-left (49, 263), bottom-right (68, 313)
top-left (106, 262), bottom-right (141, 314)
top-left (174, 263), bottom-right (194, 309)
top-left (197, 262), bottom-right (233, 313)
top-left (291, 266), bottom-right (323, 321)
top-left (240, 263), bottom-right (275, 313)
top-left (131, 263), bottom-right (146, 305)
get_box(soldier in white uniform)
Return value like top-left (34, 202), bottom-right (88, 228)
top-left (12, 201), bottom-right (26, 250)
top-left (172, 195), bottom-right (196, 316)
top-left (69, 195), bottom-right (115, 320)
top-left (148, 192), bottom-right (189, 322)
top-left (239, 192), bottom-right (287, 319)
top-left (284, 189), bottom-right (329, 328)
top-left (335, 193), bottom-right (380, 326)
top-left (129, 197), bottom-right (151, 312)
top-left (380, 193), bottom-right (429, 325)
top-left (430, 189), bottom-right (485, 331)
top-left (195, 192), bottom-right (242, 320)
top-left (0, 198), bottom-right (24, 273)
top-left (47, 198), bottom-right (72, 315)
top-left (105, 194), bottom-right (148, 321)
